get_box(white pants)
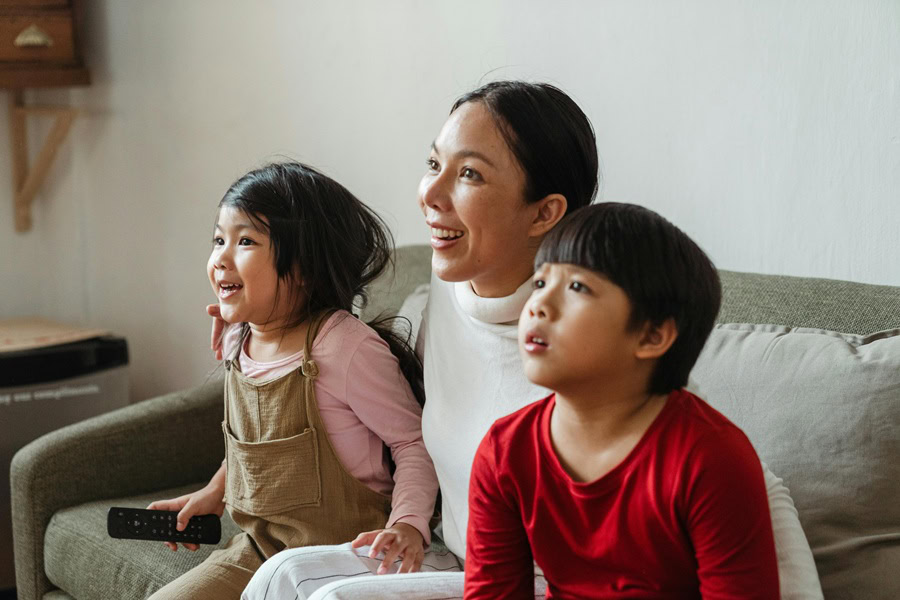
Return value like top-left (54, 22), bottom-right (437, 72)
top-left (241, 542), bottom-right (547, 599)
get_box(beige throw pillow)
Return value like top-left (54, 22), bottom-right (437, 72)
top-left (691, 324), bottom-right (900, 600)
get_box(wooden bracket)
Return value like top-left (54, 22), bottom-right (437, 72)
top-left (8, 91), bottom-right (77, 232)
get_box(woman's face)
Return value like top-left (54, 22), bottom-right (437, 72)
top-left (418, 101), bottom-right (543, 298)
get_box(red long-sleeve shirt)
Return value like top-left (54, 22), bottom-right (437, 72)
top-left (465, 390), bottom-right (779, 599)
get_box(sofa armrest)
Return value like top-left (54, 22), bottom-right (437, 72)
top-left (11, 376), bottom-right (225, 600)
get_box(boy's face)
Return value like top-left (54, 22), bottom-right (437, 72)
top-left (519, 262), bottom-right (645, 394)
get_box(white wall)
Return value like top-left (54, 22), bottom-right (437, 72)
top-left (1, 0), bottom-right (898, 401)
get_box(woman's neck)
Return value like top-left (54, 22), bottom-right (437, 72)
top-left (470, 250), bottom-right (537, 299)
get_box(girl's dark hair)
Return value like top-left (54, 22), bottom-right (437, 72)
top-left (536, 203), bottom-right (722, 395)
top-left (218, 162), bottom-right (424, 406)
top-left (452, 80), bottom-right (599, 213)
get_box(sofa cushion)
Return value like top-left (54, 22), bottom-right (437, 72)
top-left (44, 484), bottom-right (241, 599)
top-left (691, 324), bottom-right (900, 600)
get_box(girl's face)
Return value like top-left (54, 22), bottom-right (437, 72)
top-left (207, 206), bottom-right (294, 328)
top-left (418, 101), bottom-right (545, 298)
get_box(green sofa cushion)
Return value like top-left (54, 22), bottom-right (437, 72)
top-left (43, 485), bottom-right (240, 600)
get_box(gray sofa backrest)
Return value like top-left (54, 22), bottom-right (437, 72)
top-left (367, 244), bottom-right (900, 335)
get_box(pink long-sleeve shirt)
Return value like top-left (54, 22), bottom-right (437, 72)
top-left (222, 310), bottom-right (437, 543)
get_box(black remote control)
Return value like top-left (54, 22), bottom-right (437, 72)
top-left (107, 507), bottom-right (221, 545)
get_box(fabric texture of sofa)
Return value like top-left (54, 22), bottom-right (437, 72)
top-left (11, 244), bottom-right (900, 599)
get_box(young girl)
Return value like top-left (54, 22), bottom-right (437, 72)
top-left (147, 162), bottom-right (438, 599)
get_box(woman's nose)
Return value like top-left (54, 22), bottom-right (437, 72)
top-left (420, 172), bottom-right (451, 212)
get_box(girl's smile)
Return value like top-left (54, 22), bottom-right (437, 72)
top-left (216, 280), bottom-right (243, 300)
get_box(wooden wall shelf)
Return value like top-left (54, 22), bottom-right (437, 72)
top-left (1, 0), bottom-right (89, 233)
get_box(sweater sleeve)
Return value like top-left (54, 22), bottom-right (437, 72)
top-left (464, 429), bottom-right (534, 600)
top-left (343, 333), bottom-right (438, 544)
top-left (683, 429), bottom-right (780, 600)
top-left (761, 463), bottom-right (824, 599)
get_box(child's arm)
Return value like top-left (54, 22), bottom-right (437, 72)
top-left (342, 332), bottom-right (438, 572)
top-left (344, 335), bottom-right (438, 533)
top-left (147, 461), bottom-right (226, 552)
top-left (464, 431), bottom-right (534, 599)
top-left (685, 430), bottom-right (780, 599)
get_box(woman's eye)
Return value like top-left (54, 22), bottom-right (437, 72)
top-left (461, 167), bottom-right (481, 181)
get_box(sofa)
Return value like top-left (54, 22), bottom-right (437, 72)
top-left (11, 244), bottom-right (900, 599)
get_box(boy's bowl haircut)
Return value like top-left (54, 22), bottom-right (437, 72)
top-left (536, 203), bottom-right (721, 395)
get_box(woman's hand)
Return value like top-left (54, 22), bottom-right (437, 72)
top-left (147, 465), bottom-right (226, 551)
top-left (351, 522), bottom-right (425, 574)
top-left (207, 303), bottom-right (227, 360)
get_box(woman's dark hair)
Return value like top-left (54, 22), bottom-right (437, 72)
top-left (535, 203), bottom-right (722, 395)
top-left (217, 162), bottom-right (424, 406)
top-left (452, 80), bottom-right (599, 213)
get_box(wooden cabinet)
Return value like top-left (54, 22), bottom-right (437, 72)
top-left (1, 0), bottom-right (89, 232)
top-left (0, 0), bottom-right (89, 88)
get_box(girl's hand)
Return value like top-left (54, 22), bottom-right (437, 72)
top-left (147, 484), bottom-right (225, 552)
top-left (351, 522), bottom-right (425, 574)
top-left (207, 303), bottom-right (227, 360)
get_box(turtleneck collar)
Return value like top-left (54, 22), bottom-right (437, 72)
top-left (453, 277), bottom-right (533, 325)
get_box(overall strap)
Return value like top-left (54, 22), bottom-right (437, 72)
top-left (300, 310), bottom-right (338, 379)
top-left (300, 310), bottom-right (337, 426)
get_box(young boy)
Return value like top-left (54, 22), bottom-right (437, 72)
top-left (464, 203), bottom-right (779, 599)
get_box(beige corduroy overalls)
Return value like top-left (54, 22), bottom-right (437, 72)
top-left (150, 312), bottom-right (392, 599)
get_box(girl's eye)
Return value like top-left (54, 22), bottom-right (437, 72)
top-left (426, 158), bottom-right (439, 172)
top-left (533, 279), bottom-right (545, 289)
top-left (212, 236), bottom-right (224, 245)
top-left (569, 281), bottom-right (589, 293)
top-left (238, 238), bottom-right (255, 246)
top-left (461, 167), bottom-right (482, 181)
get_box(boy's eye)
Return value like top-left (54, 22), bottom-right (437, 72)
top-left (461, 167), bottom-right (481, 181)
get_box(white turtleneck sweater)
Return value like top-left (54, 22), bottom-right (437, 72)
top-left (420, 273), bottom-right (544, 560)
top-left (418, 272), bottom-right (823, 598)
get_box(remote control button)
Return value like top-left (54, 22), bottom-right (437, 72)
top-left (127, 516), bottom-right (146, 536)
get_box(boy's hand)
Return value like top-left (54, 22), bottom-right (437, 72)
top-left (207, 304), bottom-right (227, 360)
top-left (351, 522), bottom-right (425, 574)
top-left (147, 485), bottom-right (225, 552)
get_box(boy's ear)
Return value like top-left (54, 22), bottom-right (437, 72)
top-left (635, 318), bottom-right (678, 360)
top-left (528, 193), bottom-right (567, 238)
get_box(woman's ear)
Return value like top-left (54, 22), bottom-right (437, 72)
top-left (635, 318), bottom-right (678, 360)
top-left (528, 193), bottom-right (568, 238)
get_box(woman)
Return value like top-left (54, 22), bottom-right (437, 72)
top-left (240, 81), bottom-right (823, 599)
